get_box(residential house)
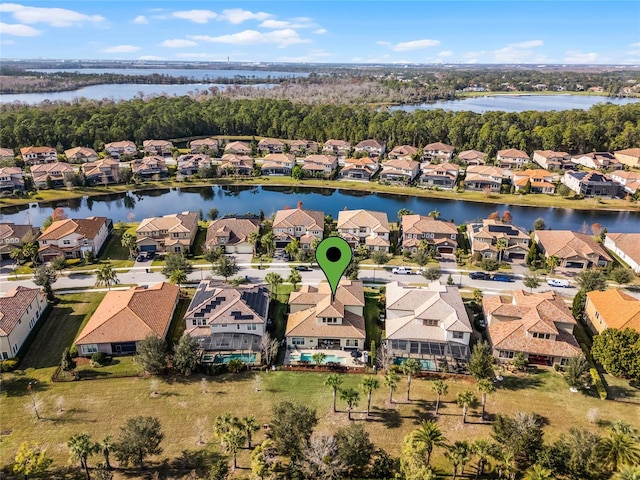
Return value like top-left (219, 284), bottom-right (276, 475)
top-left (104, 140), bottom-right (137, 159)
top-left (290, 140), bottom-right (318, 156)
top-left (286, 280), bottom-right (366, 351)
top-left (604, 233), bottom-right (640, 274)
top-left (483, 290), bottom-right (582, 366)
top-left (185, 281), bottom-right (269, 360)
top-left (561, 171), bottom-right (620, 197)
top-left (177, 154), bottom-right (212, 177)
top-left (301, 154), bottom-right (338, 178)
top-left (339, 157), bottom-right (380, 181)
top-left (379, 159), bottom-right (420, 184)
top-left (457, 149), bottom-right (487, 166)
top-left (467, 219), bottom-right (530, 261)
top-left (0, 167), bottom-right (24, 191)
top-left (354, 139), bottom-right (386, 158)
top-left (463, 165), bottom-right (504, 192)
top-left (337, 209), bottom-right (390, 252)
top-left (258, 138), bottom-right (285, 155)
top-left (497, 148), bottom-right (529, 169)
top-left (74, 282), bottom-right (179, 356)
top-left (571, 152), bottom-right (619, 171)
top-left (30, 162), bottom-right (74, 189)
top-left (584, 290), bottom-right (640, 335)
top-left (534, 230), bottom-right (612, 270)
top-left (0, 287), bottom-right (47, 359)
top-left (401, 214), bottom-right (458, 254)
top-left (385, 281), bottom-right (472, 368)
top-left (220, 154), bottom-right (253, 176)
top-left (0, 147), bottom-right (14, 162)
top-left (38, 216), bottom-right (111, 262)
top-left (143, 139), bottom-right (173, 156)
top-left (224, 141), bottom-right (251, 155)
top-left (205, 216), bottom-right (260, 254)
top-left (387, 145), bottom-right (418, 161)
top-left (420, 162), bottom-right (459, 189)
top-left (614, 148), bottom-right (640, 168)
top-left (131, 156), bottom-right (168, 179)
top-left (0, 223), bottom-right (39, 259)
top-left (64, 147), bottom-right (98, 163)
top-left (422, 142), bottom-right (455, 163)
top-left (189, 138), bottom-right (218, 154)
top-left (532, 150), bottom-right (571, 171)
top-left (610, 170), bottom-right (640, 195)
top-left (272, 207), bottom-right (324, 249)
top-left (20, 146), bottom-right (57, 165)
top-left (135, 211), bottom-right (199, 254)
top-left (260, 153), bottom-right (296, 176)
top-left (81, 158), bottom-right (120, 185)
top-left (512, 169), bottom-right (555, 194)
top-left (322, 139), bottom-right (351, 156)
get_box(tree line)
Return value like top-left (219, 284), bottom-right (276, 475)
top-left (2, 97), bottom-right (639, 156)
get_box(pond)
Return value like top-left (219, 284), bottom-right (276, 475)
top-left (2, 185), bottom-right (639, 233)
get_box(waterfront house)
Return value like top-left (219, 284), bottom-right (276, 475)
top-left (467, 219), bottom-right (529, 261)
top-left (571, 152), bottom-right (619, 171)
top-left (185, 281), bottom-right (269, 362)
top-left (497, 148), bottom-right (529, 169)
top-left (135, 211), bottom-right (198, 254)
top-left (190, 138), bottom-right (218, 154)
top-left (339, 156), bottom-right (379, 181)
top-left (177, 154), bottom-right (212, 177)
top-left (272, 207), bottom-right (324, 250)
top-left (354, 139), bottom-right (386, 158)
top-left (20, 146), bottom-right (57, 165)
top-left (379, 159), bottom-right (420, 184)
top-left (0, 223), bottom-right (39, 259)
top-left (260, 153), bottom-right (296, 176)
top-left (75, 282), bottom-right (179, 356)
top-left (0, 287), bottom-right (47, 359)
top-left (286, 280), bottom-right (366, 351)
top-left (301, 154), bottom-right (338, 178)
top-left (143, 139), bottom-right (173, 156)
top-left (104, 140), bottom-right (137, 159)
top-left (534, 230), bottom-right (611, 270)
top-left (584, 290), bottom-right (640, 335)
top-left (422, 142), bottom-right (455, 162)
top-left (0, 167), bottom-right (24, 192)
top-left (38, 216), bottom-right (111, 262)
top-left (532, 150), bottom-right (571, 171)
top-left (0, 147), bottom-right (14, 162)
top-left (401, 214), bottom-right (458, 255)
top-left (131, 156), bottom-right (168, 179)
top-left (81, 158), bottom-right (120, 185)
top-left (384, 281), bottom-right (472, 369)
top-left (457, 149), bottom-right (487, 166)
top-left (420, 162), bottom-right (459, 189)
top-left (561, 171), bottom-right (620, 197)
top-left (258, 138), bottom-right (285, 155)
top-left (512, 169), bottom-right (555, 194)
top-left (30, 162), bottom-right (74, 189)
top-left (604, 233), bottom-right (640, 274)
top-left (224, 141), bottom-right (251, 155)
top-left (64, 147), bottom-right (98, 164)
top-left (322, 139), bottom-right (351, 156)
top-left (610, 170), bottom-right (640, 195)
top-left (463, 165), bottom-right (504, 192)
top-left (483, 290), bottom-right (582, 366)
top-left (614, 148), bottom-right (640, 168)
top-left (205, 216), bottom-right (261, 254)
top-left (387, 145), bottom-right (418, 161)
top-left (337, 209), bottom-right (390, 252)
top-left (290, 140), bottom-right (319, 156)
top-left (220, 154), bottom-right (253, 176)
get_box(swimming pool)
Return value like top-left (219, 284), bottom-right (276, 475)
top-left (204, 353), bottom-right (257, 364)
top-left (290, 353), bottom-right (346, 365)
top-left (394, 357), bottom-right (436, 371)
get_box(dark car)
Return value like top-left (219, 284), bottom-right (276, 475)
top-left (492, 274), bottom-right (515, 282)
top-left (145, 251), bottom-right (156, 260)
top-left (469, 271), bottom-right (491, 280)
top-left (295, 265), bottom-right (311, 271)
top-left (136, 254), bottom-right (146, 262)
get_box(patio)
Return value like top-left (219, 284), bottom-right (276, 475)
top-left (285, 348), bottom-right (365, 368)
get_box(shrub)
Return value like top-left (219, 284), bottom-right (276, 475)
top-left (68, 345), bottom-right (79, 357)
top-left (91, 352), bottom-right (108, 366)
top-left (227, 359), bottom-right (244, 373)
top-left (590, 368), bottom-right (607, 400)
top-left (0, 358), bottom-right (19, 372)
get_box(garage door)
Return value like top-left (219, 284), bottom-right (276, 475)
top-left (139, 245), bottom-right (157, 252)
top-left (565, 261), bottom-right (584, 269)
top-left (438, 247), bottom-right (454, 254)
top-left (509, 253), bottom-right (526, 260)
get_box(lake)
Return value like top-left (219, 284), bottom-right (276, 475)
top-left (391, 95), bottom-right (639, 113)
top-left (2, 185), bottom-right (639, 233)
top-left (26, 68), bottom-right (310, 79)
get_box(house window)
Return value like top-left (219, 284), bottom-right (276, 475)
top-left (174, 247), bottom-right (181, 253)
top-left (452, 331), bottom-right (464, 340)
top-left (560, 358), bottom-right (569, 366)
top-left (172, 233), bottom-right (180, 238)
top-left (451, 234), bottom-right (457, 239)
top-left (1, 352), bottom-right (7, 359)
top-left (191, 319), bottom-right (206, 326)
top-left (63, 240), bottom-right (71, 245)
top-left (81, 344), bottom-right (98, 355)
top-left (498, 350), bottom-right (515, 359)
top-left (291, 337), bottom-right (305, 345)
top-left (247, 324), bottom-right (257, 331)
top-left (345, 339), bottom-right (358, 347)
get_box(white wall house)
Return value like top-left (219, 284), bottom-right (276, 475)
top-left (0, 287), bottom-right (47, 359)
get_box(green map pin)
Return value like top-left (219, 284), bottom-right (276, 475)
top-left (315, 237), bottom-right (353, 301)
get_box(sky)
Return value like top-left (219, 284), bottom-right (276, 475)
top-left (1, 1), bottom-right (639, 64)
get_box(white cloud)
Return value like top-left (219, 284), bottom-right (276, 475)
top-left (512, 40), bottom-right (543, 48)
top-left (260, 17), bottom-right (315, 29)
top-left (189, 29), bottom-right (309, 48)
top-left (438, 50), bottom-right (453, 57)
top-left (138, 55), bottom-right (164, 61)
top-left (219, 8), bottom-right (272, 24)
top-left (564, 50), bottom-right (600, 63)
top-left (0, 3), bottom-right (105, 27)
top-left (393, 39), bottom-right (440, 52)
top-left (630, 42), bottom-right (640, 48)
top-left (172, 9), bottom-right (217, 24)
top-left (102, 45), bottom-right (140, 53)
top-left (161, 39), bottom-right (198, 48)
top-left (133, 15), bottom-right (148, 24)
top-left (493, 40), bottom-right (545, 62)
top-left (0, 21), bottom-right (40, 36)
top-left (313, 28), bottom-right (327, 35)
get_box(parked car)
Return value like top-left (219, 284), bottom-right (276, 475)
top-left (492, 274), bottom-right (515, 282)
top-left (469, 271), bottom-right (491, 280)
top-left (136, 254), bottom-right (146, 262)
top-left (295, 265), bottom-right (311, 271)
top-left (547, 278), bottom-right (570, 288)
top-left (392, 267), bottom-right (413, 275)
top-left (145, 251), bottom-right (156, 260)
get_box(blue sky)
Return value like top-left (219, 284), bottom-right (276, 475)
top-left (1, 1), bottom-right (639, 64)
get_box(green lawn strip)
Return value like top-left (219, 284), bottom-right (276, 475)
top-left (364, 290), bottom-right (382, 351)
top-left (75, 355), bottom-right (142, 379)
top-left (100, 226), bottom-right (134, 261)
top-left (166, 289), bottom-right (195, 347)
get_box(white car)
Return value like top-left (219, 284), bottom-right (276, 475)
top-left (547, 278), bottom-right (570, 288)
top-left (392, 267), bottom-right (413, 275)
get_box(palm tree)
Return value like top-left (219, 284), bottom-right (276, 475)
top-left (432, 379), bottom-right (448, 415)
top-left (95, 264), bottom-right (118, 291)
top-left (223, 427), bottom-right (246, 471)
top-left (413, 420), bottom-right (446, 466)
top-left (241, 416), bottom-right (259, 449)
top-left (264, 272), bottom-right (283, 298)
top-left (67, 433), bottom-right (97, 480)
top-left (340, 388), bottom-right (360, 421)
top-left (471, 438), bottom-right (492, 479)
top-left (361, 376), bottom-right (380, 416)
top-left (546, 255), bottom-right (560, 274)
top-left (492, 447), bottom-right (516, 480)
top-left (22, 242), bottom-right (39, 266)
top-left (324, 374), bottom-right (344, 413)
top-left (99, 436), bottom-right (113, 470)
top-left (428, 209), bottom-right (441, 219)
top-left (312, 352), bottom-right (327, 366)
top-left (496, 238), bottom-right (508, 263)
top-left (287, 268), bottom-right (301, 291)
top-left (602, 430), bottom-right (640, 470)
top-left (248, 230), bottom-right (260, 256)
top-left (445, 441), bottom-right (470, 480)
top-left (523, 464), bottom-right (554, 480)
top-left (612, 465), bottom-right (640, 480)
top-left (402, 358), bottom-right (422, 401)
top-left (384, 371), bottom-right (400, 404)
top-left (214, 413), bottom-right (239, 437)
top-left (260, 231), bottom-right (275, 256)
top-left (476, 378), bottom-right (495, 420)
top-left (456, 390), bottom-right (478, 424)
top-left (9, 247), bottom-right (24, 265)
top-left (169, 268), bottom-right (188, 290)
